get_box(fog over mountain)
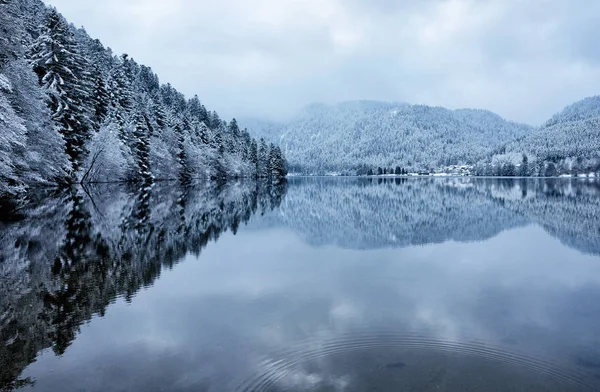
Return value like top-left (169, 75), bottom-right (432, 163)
top-left (242, 101), bottom-right (533, 174)
top-left (244, 96), bottom-right (600, 176)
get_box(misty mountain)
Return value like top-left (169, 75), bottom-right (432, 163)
top-left (243, 101), bottom-right (533, 174)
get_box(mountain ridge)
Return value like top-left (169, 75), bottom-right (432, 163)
top-left (242, 100), bottom-right (534, 174)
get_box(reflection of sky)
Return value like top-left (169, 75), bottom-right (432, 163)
top-left (21, 224), bottom-right (600, 391)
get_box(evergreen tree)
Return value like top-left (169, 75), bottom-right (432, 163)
top-left (0, 74), bottom-right (27, 196)
top-left (175, 118), bottom-right (192, 183)
top-left (520, 154), bottom-right (529, 177)
top-left (268, 144), bottom-right (288, 179)
top-left (0, 0), bottom-right (289, 195)
top-left (227, 118), bottom-right (241, 154)
top-left (211, 130), bottom-right (227, 179)
top-left (0, 0), bottom-right (21, 69)
top-left (258, 138), bottom-right (269, 178)
top-left (91, 65), bottom-right (110, 129)
top-left (29, 8), bottom-right (91, 171)
top-left (4, 60), bottom-right (71, 184)
top-left (109, 54), bottom-right (134, 127)
top-left (249, 140), bottom-right (258, 178)
top-left (152, 94), bottom-right (166, 129)
top-left (545, 162), bottom-right (557, 177)
top-left (132, 113), bottom-right (153, 183)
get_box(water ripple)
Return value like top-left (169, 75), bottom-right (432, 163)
top-left (236, 328), bottom-right (597, 391)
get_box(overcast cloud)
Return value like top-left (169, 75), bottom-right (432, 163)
top-left (45, 0), bottom-right (600, 125)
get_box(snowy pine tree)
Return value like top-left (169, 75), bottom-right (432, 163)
top-left (91, 65), bottom-right (110, 129)
top-left (132, 113), bottom-right (153, 183)
top-left (0, 74), bottom-right (27, 196)
top-left (29, 8), bottom-right (91, 172)
top-left (258, 138), bottom-right (270, 178)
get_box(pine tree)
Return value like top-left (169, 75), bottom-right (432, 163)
top-left (268, 144), bottom-right (288, 179)
top-left (211, 130), bottom-right (227, 179)
top-left (132, 113), bottom-right (153, 183)
top-left (91, 66), bottom-right (110, 129)
top-left (258, 138), bottom-right (269, 178)
top-left (4, 60), bottom-right (71, 184)
top-left (109, 54), bottom-right (134, 127)
top-left (198, 122), bottom-right (210, 145)
top-left (520, 154), bottom-right (529, 177)
top-left (249, 140), bottom-right (258, 178)
top-left (29, 8), bottom-right (91, 172)
top-left (0, 74), bottom-right (27, 195)
top-left (0, 0), bottom-right (20, 69)
top-left (152, 94), bottom-right (166, 129)
top-left (227, 118), bottom-right (241, 154)
top-left (175, 118), bottom-right (192, 183)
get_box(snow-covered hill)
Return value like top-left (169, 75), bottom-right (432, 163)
top-left (476, 96), bottom-right (600, 176)
top-left (243, 101), bottom-right (533, 174)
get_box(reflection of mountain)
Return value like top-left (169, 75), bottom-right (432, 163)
top-left (256, 177), bottom-right (600, 254)
top-left (2, 177), bottom-right (600, 391)
top-left (0, 181), bottom-right (286, 391)
top-left (252, 177), bottom-right (525, 249)
top-left (476, 179), bottom-right (600, 255)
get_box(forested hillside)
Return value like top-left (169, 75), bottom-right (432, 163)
top-left (475, 96), bottom-right (600, 176)
top-left (243, 101), bottom-right (532, 175)
top-left (0, 0), bottom-right (287, 201)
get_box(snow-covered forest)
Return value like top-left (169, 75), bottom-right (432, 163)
top-left (243, 101), bottom-right (533, 175)
top-left (0, 0), bottom-right (288, 202)
top-left (0, 180), bottom-right (287, 390)
top-left (474, 96), bottom-right (600, 177)
top-left (244, 98), bottom-right (600, 177)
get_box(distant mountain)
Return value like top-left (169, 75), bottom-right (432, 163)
top-left (243, 101), bottom-right (533, 174)
top-left (476, 96), bottom-right (600, 176)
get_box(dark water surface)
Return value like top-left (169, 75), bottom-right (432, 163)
top-left (2, 177), bottom-right (600, 391)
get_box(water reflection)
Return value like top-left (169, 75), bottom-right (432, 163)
top-left (0, 180), bottom-right (286, 391)
top-left (1, 177), bottom-right (600, 391)
top-left (261, 177), bottom-right (600, 254)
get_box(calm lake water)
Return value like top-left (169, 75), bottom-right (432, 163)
top-left (2, 177), bottom-right (600, 391)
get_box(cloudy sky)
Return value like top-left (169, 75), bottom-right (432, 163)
top-left (45, 0), bottom-right (600, 125)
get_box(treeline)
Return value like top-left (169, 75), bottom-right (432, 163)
top-left (473, 153), bottom-right (600, 177)
top-left (355, 165), bottom-right (410, 176)
top-left (0, 0), bottom-right (287, 201)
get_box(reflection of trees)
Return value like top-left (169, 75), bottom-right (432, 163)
top-left (0, 180), bottom-right (287, 391)
top-left (259, 177), bottom-right (600, 254)
top-left (478, 178), bottom-right (600, 254)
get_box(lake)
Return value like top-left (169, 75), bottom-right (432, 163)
top-left (2, 177), bottom-right (600, 391)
